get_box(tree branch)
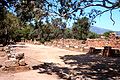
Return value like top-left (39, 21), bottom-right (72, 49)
top-left (110, 9), bottom-right (115, 25)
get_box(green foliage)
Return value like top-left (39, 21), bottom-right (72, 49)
top-left (0, 11), bottom-right (34, 45)
top-left (51, 18), bottom-right (62, 27)
top-left (64, 28), bottom-right (73, 39)
top-left (51, 18), bottom-right (65, 39)
top-left (103, 31), bottom-right (114, 38)
top-left (1, 0), bottom-right (120, 23)
top-left (72, 17), bottom-right (90, 40)
top-left (39, 23), bottom-right (53, 42)
top-left (50, 26), bottom-right (62, 39)
top-left (29, 18), bottom-right (67, 43)
top-left (0, 11), bottom-right (21, 45)
top-left (14, 0), bottom-right (120, 23)
top-left (31, 22), bottom-right (54, 43)
top-left (87, 32), bottom-right (99, 39)
top-left (13, 25), bottom-right (33, 41)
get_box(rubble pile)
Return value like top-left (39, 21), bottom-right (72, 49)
top-left (0, 45), bottom-right (30, 72)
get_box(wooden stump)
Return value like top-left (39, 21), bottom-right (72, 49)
top-left (87, 47), bottom-right (95, 54)
top-left (102, 46), bottom-right (112, 57)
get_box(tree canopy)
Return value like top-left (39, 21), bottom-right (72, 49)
top-left (72, 17), bottom-right (90, 40)
top-left (103, 31), bottom-right (114, 38)
top-left (1, 0), bottom-right (120, 23)
top-left (0, 0), bottom-right (120, 45)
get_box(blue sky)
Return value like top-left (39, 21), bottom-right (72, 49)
top-left (93, 8), bottom-right (120, 31)
top-left (65, 0), bottom-right (120, 31)
top-left (66, 6), bottom-right (120, 31)
top-left (83, 0), bottom-right (120, 31)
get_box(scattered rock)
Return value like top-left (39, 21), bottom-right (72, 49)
top-left (46, 68), bottom-right (52, 75)
top-left (1, 66), bottom-right (7, 71)
top-left (74, 46), bottom-right (78, 48)
top-left (66, 45), bottom-right (69, 48)
top-left (39, 68), bottom-right (46, 73)
top-left (9, 58), bottom-right (18, 61)
top-left (67, 76), bottom-right (76, 80)
top-left (0, 44), bottom-right (29, 73)
top-left (62, 73), bottom-right (70, 79)
top-left (5, 50), bottom-right (10, 53)
top-left (4, 46), bottom-right (8, 51)
top-left (52, 66), bottom-right (60, 72)
top-left (19, 59), bottom-right (26, 66)
top-left (58, 69), bottom-right (69, 79)
top-left (7, 53), bottom-right (11, 58)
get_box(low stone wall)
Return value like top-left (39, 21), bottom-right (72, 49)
top-left (86, 39), bottom-right (120, 48)
top-left (44, 38), bottom-right (120, 51)
top-left (21, 38), bottom-right (120, 51)
top-left (45, 39), bottom-right (86, 47)
top-left (86, 39), bottom-right (106, 47)
top-left (18, 39), bottom-right (41, 45)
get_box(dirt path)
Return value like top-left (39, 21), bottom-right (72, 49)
top-left (0, 43), bottom-right (86, 80)
top-left (16, 44), bottom-right (85, 66)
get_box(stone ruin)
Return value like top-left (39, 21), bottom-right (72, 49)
top-left (44, 39), bottom-right (87, 52)
top-left (44, 39), bottom-right (84, 47)
top-left (43, 37), bottom-right (120, 53)
top-left (86, 32), bottom-right (120, 48)
top-left (21, 39), bottom-right (41, 45)
top-left (0, 45), bottom-right (30, 72)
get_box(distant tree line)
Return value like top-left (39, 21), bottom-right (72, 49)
top-left (0, 12), bottom-right (99, 45)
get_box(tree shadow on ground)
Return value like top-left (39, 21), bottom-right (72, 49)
top-left (60, 54), bottom-right (120, 80)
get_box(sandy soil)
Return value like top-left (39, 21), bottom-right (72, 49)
top-left (0, 43), bottom-right (86, 80)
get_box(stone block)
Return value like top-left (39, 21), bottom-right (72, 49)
top-left (3, 47), bottom-right (7, 51)
top-left (11, 54), bottom-right (15, 58)
top-left (19, 59), bottom-right (26, 66)
top-left (5, 50), bottom-right (10, 53)
top-left (66, 45), bottom-right (69, 48)
top-left (9, 58), bottom-right (18, 61)
top-left (7, 53), bottom-right (11, 57)
top-left (74, 46), bottom-right (78, 48)
top-left (3, 59), bottom-right (19, 67)
top-left (15, 52), bottom-right (24, 60)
